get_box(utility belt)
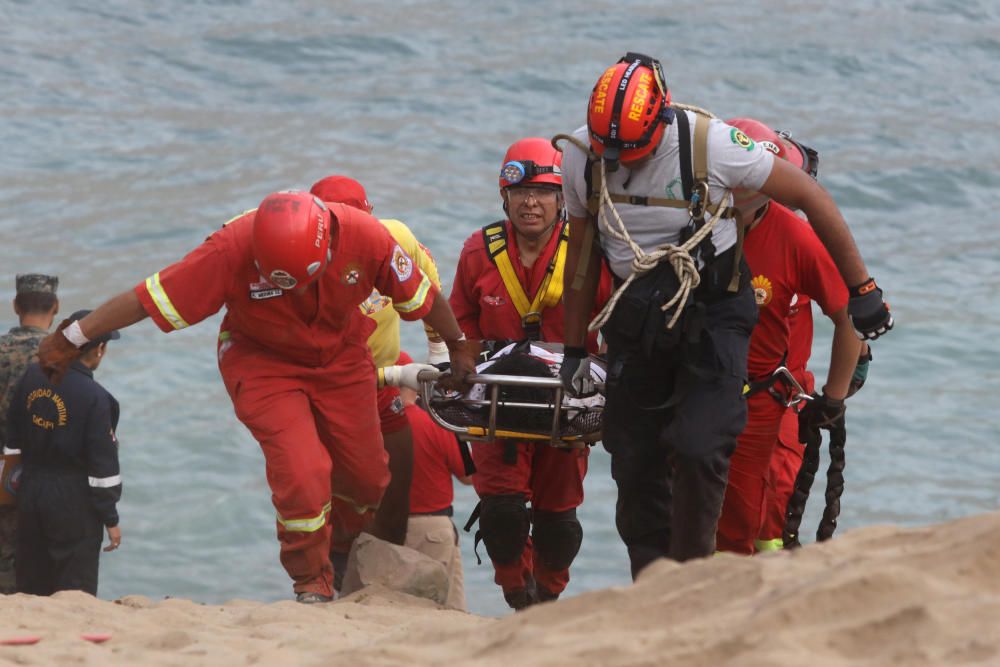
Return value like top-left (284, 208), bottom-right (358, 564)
top-left (605, 244), bottom-right (749, 360)
top-left (411, 505), bottom-right (454, 517)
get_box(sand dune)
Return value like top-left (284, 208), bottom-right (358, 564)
top-left (2, 511), bottom-right (998, 666)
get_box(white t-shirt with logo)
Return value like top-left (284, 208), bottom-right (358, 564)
top-left (562, 111), bottom-right (775, 280)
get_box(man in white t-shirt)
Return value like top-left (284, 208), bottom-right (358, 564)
top-left (557, 53), bottom-right (892, 577)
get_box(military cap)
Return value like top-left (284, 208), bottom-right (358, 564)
top-left (15, 273), bottom-right (59, 295)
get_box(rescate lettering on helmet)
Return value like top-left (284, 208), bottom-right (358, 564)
top-left (592, 67), bottom-right (616, 116)
top-left (627, 72), bottom-right (653, 122)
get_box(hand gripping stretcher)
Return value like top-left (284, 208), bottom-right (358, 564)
top-left (417, 342), bottom-right (606, 447)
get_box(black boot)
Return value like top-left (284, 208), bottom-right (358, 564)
top-left (503, 574), bottom-right (539, 611)
top-left (536, 585), bottom-right (560, 603)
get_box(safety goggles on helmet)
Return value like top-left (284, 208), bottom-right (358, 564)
top-left (501, 160), bottom-right (561, 187)
top-left (777, 131), bottom-right (820, 179)
top-left (588, 52), bottom-right (675, 163)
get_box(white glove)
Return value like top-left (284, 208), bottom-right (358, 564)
top-left (383, 363), bottom-right (439, 391)
top-left (426, 339), bottom-right (450, 365)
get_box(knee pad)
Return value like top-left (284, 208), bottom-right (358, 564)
top-left (479, 494), bottom-right (530, 565)
top-left (532, 508), bottom-right (583, 571)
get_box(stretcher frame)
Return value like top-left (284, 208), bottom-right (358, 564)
top-left (416, 369), bottom-right (604, 446)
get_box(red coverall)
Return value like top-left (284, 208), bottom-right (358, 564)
top-left (758, 298), bottom-right (816, 546)
top-left (448, 219), bottom-right (610, 598)
top-left (716, 203), bottom-right (847, 554)
top-left (134, 203), bottom-right (436, 597)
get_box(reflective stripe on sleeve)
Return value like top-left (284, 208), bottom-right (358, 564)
top-left (145, 273), bottom-right (190, 330)
top-left (392, 271), bottom-right (432, 314)
top-left (88, 475), bottom-right (122, 488)
top-left (276, 501), bottom-right (332, 533)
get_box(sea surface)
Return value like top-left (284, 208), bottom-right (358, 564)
top-left (2, 0), bottom-right (998, 617)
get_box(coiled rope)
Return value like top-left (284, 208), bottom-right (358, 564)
top-left (554, 103), bottom-right (732, 334)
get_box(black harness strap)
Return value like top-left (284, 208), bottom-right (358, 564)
top-left (463, 501), bottom-right (484, 565)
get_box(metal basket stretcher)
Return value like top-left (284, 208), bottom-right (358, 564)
top-left (417, 368), bottom-right (605, 447)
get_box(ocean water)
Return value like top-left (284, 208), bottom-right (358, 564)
top-left (2, 0), bottom-right (998, 617)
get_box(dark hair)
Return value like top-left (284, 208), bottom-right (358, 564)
top-left (14, 292), bottom-right (57, 315)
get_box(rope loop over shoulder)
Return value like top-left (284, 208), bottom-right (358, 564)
top-left (587, 154), bottom-right (731, 334)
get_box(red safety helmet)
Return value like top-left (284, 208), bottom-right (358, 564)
top-left (252, 191), bottom-right (332, 290)
top-left (587, 52), bottom-right (673, 163)
top-left (499, 137), bottom-right (562, 194)
top-left (725, 117), bottom-right (819, 178)
top-left (309, 175), bottom-right (372, 212)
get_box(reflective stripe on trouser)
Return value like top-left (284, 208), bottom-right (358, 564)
top-left (759, 404), bottom-right (807, 543)
top-left (603, 285), bottom-right (756, 577)
top-left (716, 393), bottom-right (785, 555)
top-left (405, 515), bottom-right (467, 610)
top-left (221, 337), bottom-right (389, 598)
top-left (471, 440), bottom-right (588, 596)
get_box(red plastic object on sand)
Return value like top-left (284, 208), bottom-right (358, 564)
top-left (0, 635), bottom-right (42, 646)
top-left (81, 633), bottom-right (112, 643)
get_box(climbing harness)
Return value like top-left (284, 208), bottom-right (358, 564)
top-left (481, 220), bottom-right (569, 340)
top-left (553, 103), bottom-right (740, 340)
top-left (745, 364), bottom-right (812, 408)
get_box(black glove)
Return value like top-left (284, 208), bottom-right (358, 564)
top-left (848, 277), bottom-right (893, 340)
top-left (846, 347), bottom-right (872, 398)
top-left (798, 392), bottom-right (846, 442)
top-left (559, 346), bottom-right (594, 397)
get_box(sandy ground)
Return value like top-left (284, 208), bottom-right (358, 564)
top-left (2, 510), bottom-right (999, 667)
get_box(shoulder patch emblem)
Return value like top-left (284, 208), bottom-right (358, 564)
top-left (391, 244), bottom-right (414, 282)
top-left (731, 128), bottom-right (756, 151)
top-left (751, 275), bottom-right (773, 306)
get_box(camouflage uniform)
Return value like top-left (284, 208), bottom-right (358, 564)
top-left (1, 273), bottom-right (57, 593)
top-left (0, 325), bottom-right (48, 592)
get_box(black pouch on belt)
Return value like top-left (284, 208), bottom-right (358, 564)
top-left (605, 261), bottom-right (689, 359)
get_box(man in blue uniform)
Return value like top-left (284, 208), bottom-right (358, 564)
top-left (7, 310), bottom-right (122, 596)
top-left (1, 273), bottom-right (60, 593)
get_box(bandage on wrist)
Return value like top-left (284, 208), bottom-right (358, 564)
top-left (63, 320), bottom-right (90, 348)
top-left (427, 339), bottom-right (449, 363)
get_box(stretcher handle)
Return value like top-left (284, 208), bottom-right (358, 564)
top-left (417, 369), bottom-right (604, 391)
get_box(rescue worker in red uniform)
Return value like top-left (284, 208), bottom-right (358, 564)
top-left (34, 190), bottom-right (478, 603)
top-left (308, 175), bottom-right (446, 585)
top-left (449, 138), bottom-right (611, 609)
top-left (715, 118), bottom-right (861, 554)
top-left (396, 350), bottom-right (474, 610)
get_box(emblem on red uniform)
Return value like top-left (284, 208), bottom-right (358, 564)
top-left (391, 244), bottom-right (414, 282)
top-left (751, 275), bottom-right (773, 306)
top-left (342, 263), bottom-right (363, 285)
top-left (483, 295), bottom-right (506, 307)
